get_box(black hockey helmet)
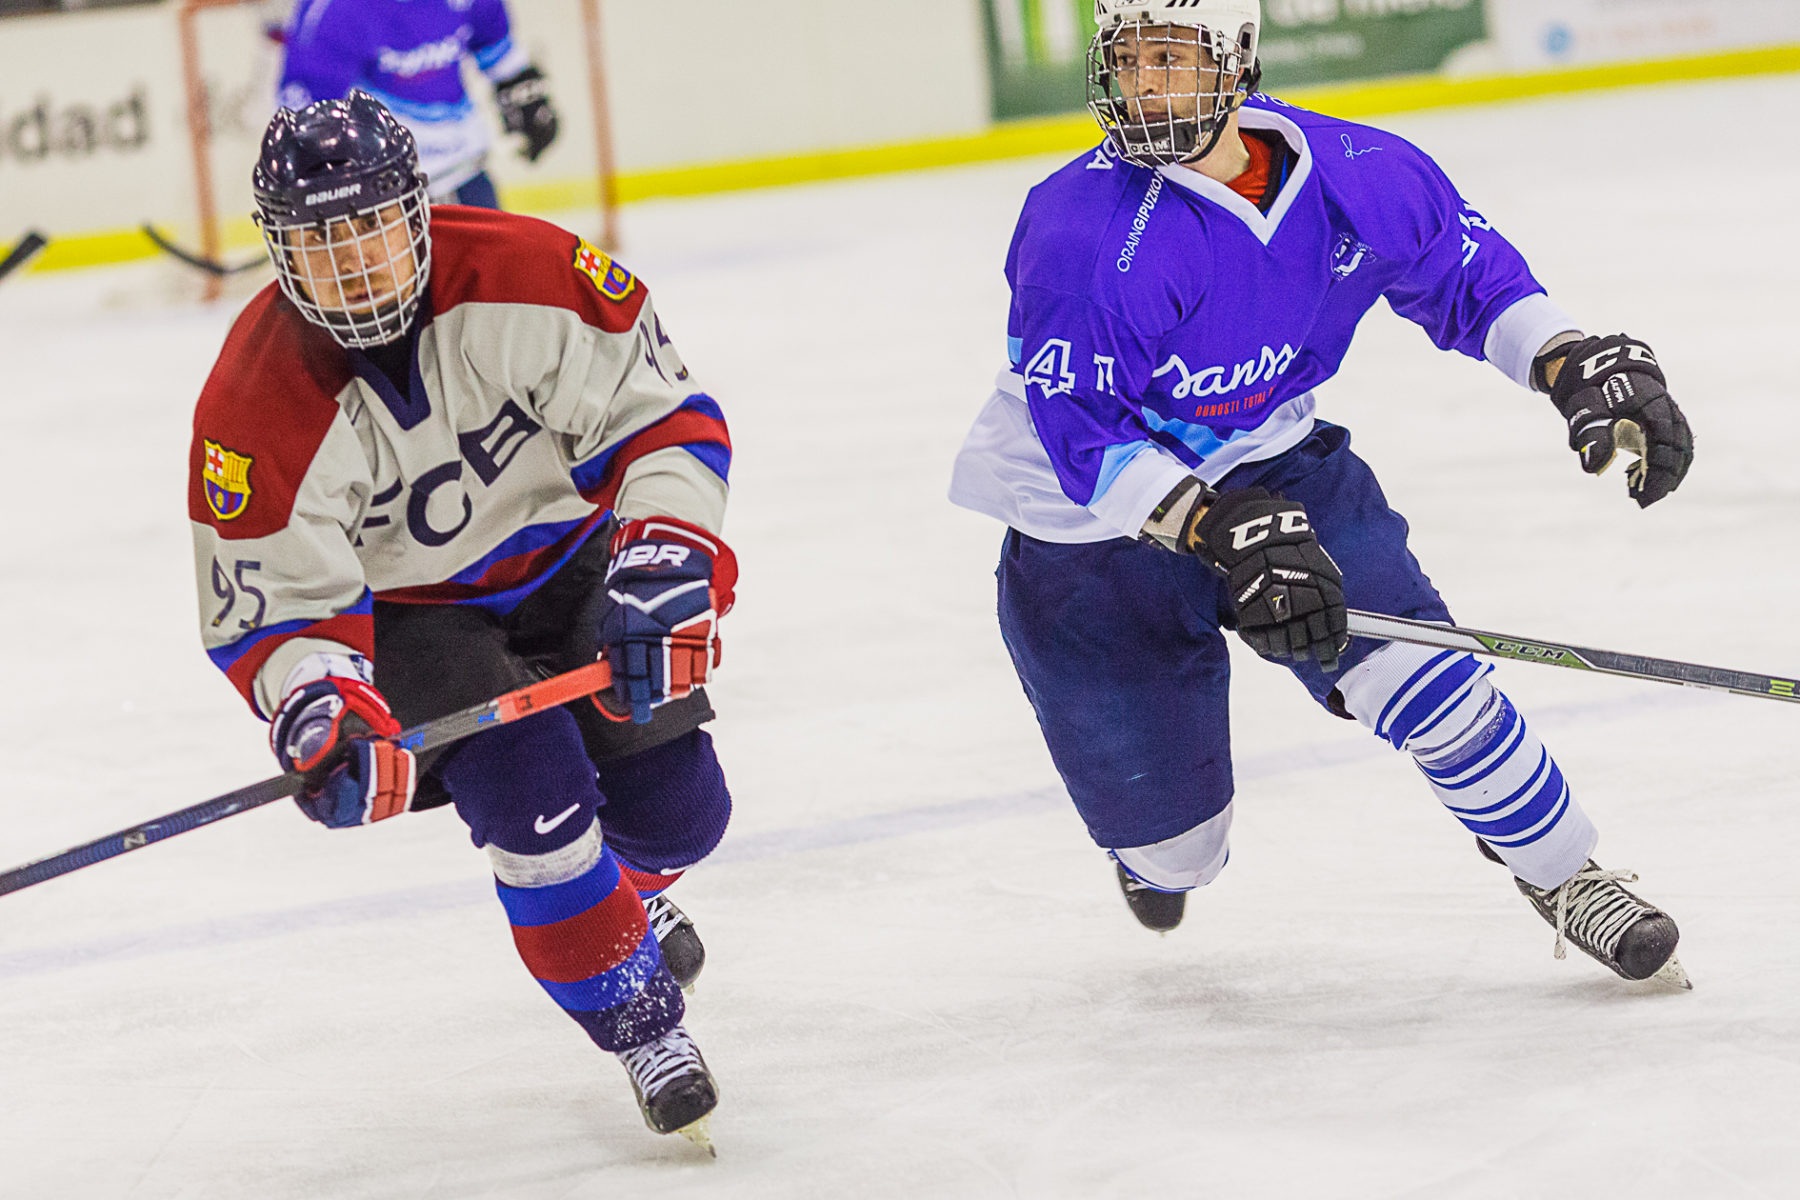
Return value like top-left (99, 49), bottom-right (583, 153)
top-left (253, 89), bottom-right (426, 226)
top-left (252, 90), bottom-right (433, 348)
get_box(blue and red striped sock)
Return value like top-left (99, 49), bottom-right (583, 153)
top-left (491, 823), bottom-right (684, 1052)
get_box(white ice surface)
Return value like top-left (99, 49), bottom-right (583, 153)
top-left (2, 76), bottom-right (1799, 1198)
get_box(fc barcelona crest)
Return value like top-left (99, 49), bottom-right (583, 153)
top-left (573, 238), bottom-right (637, 303)
top-left (202, 439), bottom-right (253, 522)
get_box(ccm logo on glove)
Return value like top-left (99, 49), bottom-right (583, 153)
top-left (1227, 510), bottom-right (1312, 552)
top-left (1577, 341), bottom-right (1658, 381)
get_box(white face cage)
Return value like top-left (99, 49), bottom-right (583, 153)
top-left (261, 186), bottom-right (432, 349)
top-left (1087, 19), bottom-right (1257, 169)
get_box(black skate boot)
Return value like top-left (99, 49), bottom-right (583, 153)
top-left (617, 1024), bottom-right (719, 1152)
top-left (1478, 839), bottom-right (1688, 987)
top-left (1115, 862), bottom-right (1185, 933)
top-left (645, 894), bottom-right (705, 992)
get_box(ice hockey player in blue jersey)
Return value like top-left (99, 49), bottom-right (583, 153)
top-left (277, 0), bottom-right (560, 208)
top-left (950, 0), bottom-right (1696, 986)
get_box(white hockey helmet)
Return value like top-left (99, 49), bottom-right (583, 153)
top-left (1087, 0), bottom-right (1262, 168)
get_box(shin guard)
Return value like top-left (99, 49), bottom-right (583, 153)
top-left (1337, 644), bottom-right (1596, 888)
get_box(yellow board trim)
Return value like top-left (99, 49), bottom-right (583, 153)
top-left (14, 43), bottom-right (1800, 275)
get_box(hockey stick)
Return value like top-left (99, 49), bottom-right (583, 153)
top-left (1348, 609), bottom-right (1800, 704)
top-left (140, 223), bottom-right (265, 277)
top-left (0, 231), bottom-right (49, 285)
top-left (0, 660), bottom-right (614, 899)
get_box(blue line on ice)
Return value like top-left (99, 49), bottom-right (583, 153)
top-left (0, 690), bottom-right (1697, 979)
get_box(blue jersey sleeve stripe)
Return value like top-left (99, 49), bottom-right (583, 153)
top-left (473, 35), bottom-right (514, 70)
top-left (205, 589), bottom-right (375, 674)
top-left (569, 394), bottom-right (731, 494)
top-left (1091, 440), bottom-right (1155, 507)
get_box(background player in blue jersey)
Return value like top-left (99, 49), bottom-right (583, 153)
top-left (277, 0), bottom-right (560, 209)
top-left (950, 0), bottom-right (1696, 986)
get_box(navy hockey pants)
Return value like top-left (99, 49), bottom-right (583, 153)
top-left (997, 423), bottom-right (1452, 851)
top-left (371, 530), bottom-right (728, 863)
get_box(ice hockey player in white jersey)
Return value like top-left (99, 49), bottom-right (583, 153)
top-left (190, 93), bottom-right (730, 1145)
top-left (950, 0), bottom-right (1696, 986)
top-left (276, 0), bottom-right (559, 208)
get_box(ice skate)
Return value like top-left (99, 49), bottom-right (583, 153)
top-left (1115, 862), bottom-right (1185, 933)
top-left (645, 894), bottom-right (705, 992)
top-left (618, 1024), bottom-right (719, 1153)
top-left (1480, 840), bottom-right (1689, 988)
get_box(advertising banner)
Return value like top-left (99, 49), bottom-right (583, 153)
top-left (981, 0), bottom-right (1097, 120)
top-left (1487, 0), bottom-right (1800, 70)
top-left (982, 1), bottom-right (1493, 118)
top-left (1258, 0), bottom-right (1489, 89)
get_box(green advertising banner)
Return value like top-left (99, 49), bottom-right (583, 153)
top-left (981, 0), bottom-right (1097, 121)
top-left (1259, 0), bottom-right (1489, 89)
top-left (981, 0), bottom-right (1491, 120)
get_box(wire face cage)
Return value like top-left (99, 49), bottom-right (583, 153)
top-left (261, 188), bottom-right (432, 349)
top-left (1086, 18), bottom-right (1258, 168)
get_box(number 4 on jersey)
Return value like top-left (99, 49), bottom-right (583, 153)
top-left (1024, 338), bottom-right (1076, 400)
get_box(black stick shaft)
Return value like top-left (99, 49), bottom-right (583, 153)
top-left (1348, 609), bottom-right (1800, 703)
top-left (0, 231), bottom-right (49, 284)
top-left (140, 224), bottom-right (264, 277)
top-left (0, 661), bottom-right (613, 898)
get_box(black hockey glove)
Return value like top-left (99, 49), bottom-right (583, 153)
top-left (1543, 334), bottom-right (1693, 508)
top-left (1188, 487), bottom-right (1348, 672)
top-left (494, 66), bottom-right (559, 162)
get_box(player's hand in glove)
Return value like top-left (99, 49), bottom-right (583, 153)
top-left (494, 66), bottom-right (559, 162)
top-left (1188, 486), bottom-right (1349, 672)
top-left (597, 516), bottom-right (738, 725)
top-left (1543, 333), bottom-right (1693, 508)
top-left (270, 677), bottom-right (416, 828)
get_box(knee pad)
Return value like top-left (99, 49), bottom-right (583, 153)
top-left (1112, 803), bottom-right (1234, 892)
top-left (442, 707), bottom-right (603, 855)
top-left (593, 729), bottom-right (732, 873)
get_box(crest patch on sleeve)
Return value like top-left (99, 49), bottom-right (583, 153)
top-left (573, 238), bottom-right (638, 303)
top-left (202, 439), bottom-right (254, 521)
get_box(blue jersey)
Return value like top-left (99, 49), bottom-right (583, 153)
top-left (280, 0), bottom-right (530, 194)
top-left (950, 96), bottom-right (1580, 543)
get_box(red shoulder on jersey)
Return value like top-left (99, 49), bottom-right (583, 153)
top-left (189, 287), bottom-right (352, 540)
top-left (426, 206), bottom-right (649, 334)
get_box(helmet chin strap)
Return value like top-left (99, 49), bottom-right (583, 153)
top-left (1179, 83), bottom-right (1252, 166)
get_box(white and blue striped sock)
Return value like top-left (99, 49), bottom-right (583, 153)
top-left (1337, 643), bottom-right (1595, 888)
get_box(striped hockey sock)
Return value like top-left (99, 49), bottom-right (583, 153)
top-left (619, 863), bottom-right (683, 900)
top-left (488, 822), bottom-right (685, 1052)
top-left (1338, 644), bottom-right (1597, 888)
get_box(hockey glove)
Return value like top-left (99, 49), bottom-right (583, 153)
top-left (1189, 486), bottom-right (1349, 672)
top-left (270, 677), bottom-right (416, 829)
top-left (494, 66), bottom-right (559, 162)
top-left (597, 517), bottom-right (738, 725)
top-left (1543, 334), bottom-right (1693, 508)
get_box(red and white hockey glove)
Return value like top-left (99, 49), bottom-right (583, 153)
top-left (596, 517), bottom-right (738, 725)
top-left (270, 677), bottom-right (416, 828)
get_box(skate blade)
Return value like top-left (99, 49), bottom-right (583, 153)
top-left (1650, 954), bottom-right (1693, 991)
top-left (675, 1115), bottom-right (716, 1157)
